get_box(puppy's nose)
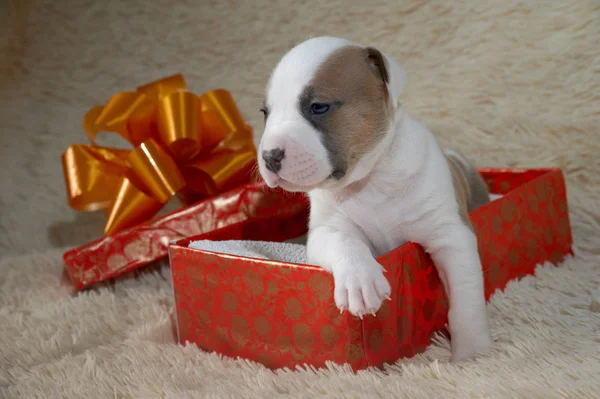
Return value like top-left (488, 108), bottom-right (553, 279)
top-left (262, 148), bottom-right (285, 173)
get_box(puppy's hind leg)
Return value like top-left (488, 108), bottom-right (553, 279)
top-left (424, 222), bottom-right (492, 362)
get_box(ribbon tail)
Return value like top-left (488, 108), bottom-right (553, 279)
top-left (104, 139), bottom-right (187, 235)
top-left (104, 174), bottom-right (164, 235)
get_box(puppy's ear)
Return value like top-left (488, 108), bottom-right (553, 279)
top-left (365, 46), bottom-right (406, 110)
top-left (366, 47), bottom-right (390, 84)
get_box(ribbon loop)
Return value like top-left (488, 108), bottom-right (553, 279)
top-left (62, 145), bottom-right (131, 212)
top-left (199, 90), bottom-right (248, 151)
top-left (137, 74), bottom-right (187, 100)
top-left (62, 74), bottom-right (257, 235)
top-left (104, 174), bottom-right (164, 236)
top-left (157, 91), bottom-right (203, 163)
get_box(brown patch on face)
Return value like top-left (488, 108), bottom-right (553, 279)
top-left (300, 45), bottom-right (393, 177)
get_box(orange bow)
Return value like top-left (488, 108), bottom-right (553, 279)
top-left (61, 74), bottom-right (257, 235)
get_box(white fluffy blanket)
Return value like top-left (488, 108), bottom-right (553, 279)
top-left (1, 0), bottom-right (599, 398)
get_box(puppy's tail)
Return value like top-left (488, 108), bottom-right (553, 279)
top-left (443, 148), bottom-right (490, 211)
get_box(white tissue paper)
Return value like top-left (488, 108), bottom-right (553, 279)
top-left (188, 239), bottom-right (308, 264)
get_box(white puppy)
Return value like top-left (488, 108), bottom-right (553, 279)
top-left (257, 36), bottom-right (491, 362)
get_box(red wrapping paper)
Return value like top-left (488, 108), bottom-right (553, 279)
top-left (169, 168), bottom-right (573, 370)
top-left (63, 182), bottom-right (309, 290)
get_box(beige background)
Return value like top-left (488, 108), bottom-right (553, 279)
top-left (1, 1), bottom-right (599, 398)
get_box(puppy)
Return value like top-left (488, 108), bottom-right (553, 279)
top-left (257, 36), bottom-right (492, 362)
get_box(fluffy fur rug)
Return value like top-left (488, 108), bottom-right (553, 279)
top-left (1, 0), bottom-right (599, 398)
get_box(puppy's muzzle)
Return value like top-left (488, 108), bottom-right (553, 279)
top-left (259, 123), bottom-right (330, 189)
top-left (262, 148), bottom-right (285, 174)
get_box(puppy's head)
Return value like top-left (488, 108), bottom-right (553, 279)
top-left (257, 36), bottom-right (406, 192)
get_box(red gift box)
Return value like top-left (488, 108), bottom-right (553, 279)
top-left (169, 168), bottom-right (572, 370)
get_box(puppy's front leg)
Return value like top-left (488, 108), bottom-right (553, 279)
top-left (425, 223), bottom-right (492, 362)
top-left (307, 225), bottom-right (391, 317)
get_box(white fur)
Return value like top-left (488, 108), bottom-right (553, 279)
top-left (258, 36), bottom-right (491, 362)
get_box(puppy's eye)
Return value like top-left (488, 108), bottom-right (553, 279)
top-left (309, 103), bottom-right (330, 115)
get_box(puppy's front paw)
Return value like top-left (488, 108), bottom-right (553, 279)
top-left (332, 259), bottom-right (391, 318)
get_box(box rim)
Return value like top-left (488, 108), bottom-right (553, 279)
top-left (167, 244), bottom-right (182, 344)
top-left (168, 167), bottom-right (563, 268)
top-left (169, 243), bottom-right (326, 273)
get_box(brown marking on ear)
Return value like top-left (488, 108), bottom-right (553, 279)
top-left (365, 47), bottom-right (390, 84)
top-left (306, 45), bottom-right (393, 174)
